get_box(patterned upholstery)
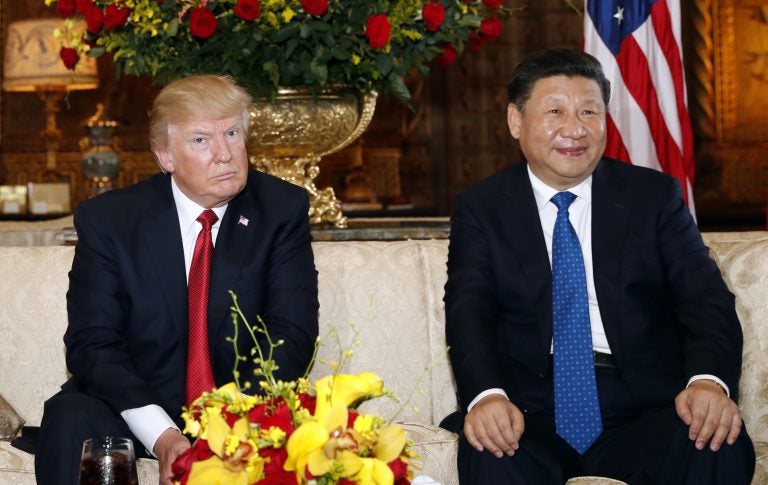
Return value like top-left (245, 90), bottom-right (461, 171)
top-left (1, 234), bottom-right (766, 484)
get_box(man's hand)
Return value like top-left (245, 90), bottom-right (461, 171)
top-left (463, 394), bottom-right (525, 458)
top-left (675, 380), bottom-right (742, 452)
top-left (154, 428), bottom-right (191, 485)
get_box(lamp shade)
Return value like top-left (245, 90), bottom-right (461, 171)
top-left (3, 18), bottom-right (98, 92)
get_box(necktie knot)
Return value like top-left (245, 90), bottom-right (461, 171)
top-left (197, 209), bottom-right (218, 230)
top-left (551, 191), bottom-right (577, 211)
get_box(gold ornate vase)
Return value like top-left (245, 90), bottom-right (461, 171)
top-left (248, 86), bottom-right (377, 228)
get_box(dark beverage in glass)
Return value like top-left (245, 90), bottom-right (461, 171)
top-left (78, 437), bottom-right (139, 485)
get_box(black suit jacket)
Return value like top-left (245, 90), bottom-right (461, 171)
top-left (64, 169), bottom-right (319, 424)
top-left (444, 159), bottom-right (742, 419)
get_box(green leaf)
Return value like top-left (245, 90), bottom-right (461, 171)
top-left (389, 76), bottom-right (412, 105)
top-left (263, 61), bottom-right (279, 86)
top-left (167, 18), bottom-right (179, 37)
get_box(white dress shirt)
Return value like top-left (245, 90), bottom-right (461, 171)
top-left (120, 177), bottom-right (228, 456)
top-left (468, 167), bottom-right (728, 410)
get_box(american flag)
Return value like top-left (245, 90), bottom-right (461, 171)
top-left (584, 0), bottom-right (696, 216)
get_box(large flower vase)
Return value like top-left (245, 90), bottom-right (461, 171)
top-left (248, 87), bottom-right (377, 228)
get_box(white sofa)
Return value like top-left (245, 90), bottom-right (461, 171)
top-left (1, 234), bottom-right (767, 484)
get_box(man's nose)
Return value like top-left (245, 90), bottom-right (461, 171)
top-left (561, 114), bottom-right (587, 138)
top-left (212, 136), bottom-right (233, 163)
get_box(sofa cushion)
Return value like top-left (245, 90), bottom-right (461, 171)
top-left (0, 246), bottom-right (73, 428)
top-left (311, 241), bottom-right (456, 425)
top-left (0, 396), bottom-right (23, 441)
top-left (702, 235), bottom-right (768, 446)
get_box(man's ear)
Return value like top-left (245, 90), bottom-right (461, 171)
top-left (154, 150), bottom-right (175, 174)
top-left (507, 103), bottom-right (522, 140)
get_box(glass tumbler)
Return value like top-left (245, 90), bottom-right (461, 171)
top-left (78, 436), bottom-right (139, 485)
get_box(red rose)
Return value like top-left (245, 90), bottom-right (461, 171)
top-left (189, 7), bottom-right (218, 39)
top-left (388, 457), bottom-right (409, 480)
top-left (171, 440), bottom-right (213, 482)
top-left (234, 0), bottom-right (262, 21)
top-left (469, 30), bottom-right (485, 50)
top-left (365, 14), bottom-right (391, 50)
top-left (479, 16), bottom-right (502, 42)
top-left (437, 44), bottom-right (458, 65)
top-left (56, 0), bottom-right (77, 18)
top-left (76, 0), bottom-right (95, 14)
top-left (260, 447), bottom-right (297, 485)
top-left (482, 0), bottom-right (504, 8)
top-left (59, 47), bottom-right (79, 69)
top-left (103, 4), bottom-right (130, 30)
top-left (422, 1), bottom-right (445, 32)
top-left (300, 0), bottom-right (328, 16)
top-left (297, 392), bottom-right (316, 413)
top-left (85, 6), bottom-right (104, 34)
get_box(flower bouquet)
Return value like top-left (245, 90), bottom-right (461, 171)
top-left (171, 292), bottom-right (416, 485)
top-left (45, 0), bottom-right (518, 102)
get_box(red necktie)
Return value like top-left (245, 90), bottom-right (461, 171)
top-left (186, 209), bottom-right (218, 405)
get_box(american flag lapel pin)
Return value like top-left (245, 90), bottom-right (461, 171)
top-left (238, 215), bottom-right (249, 227)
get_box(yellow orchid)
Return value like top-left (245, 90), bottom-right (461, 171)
top-left (184, 392), bottom-right (266, 485)
top-left (354, 457), bottom-right (395, 485)
top-left (313, 372), bottom-right (386, 420)
top-left (284, 372), bottom-right (408, 484)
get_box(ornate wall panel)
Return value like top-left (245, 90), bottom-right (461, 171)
top-left (687, 0), bottom-right (768, 222)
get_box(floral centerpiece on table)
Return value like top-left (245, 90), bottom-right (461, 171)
top-left (170, 292), bottom-right (417, 485)
top-left (46, 0), bottom-right (517, 102)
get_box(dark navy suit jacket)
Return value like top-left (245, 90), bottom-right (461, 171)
top-left (64, 169), bottom-right (319, 425)
top-left (443, 158), bottom-right (742, 423)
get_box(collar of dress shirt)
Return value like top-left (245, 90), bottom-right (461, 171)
top-left (170, 176), bottom-right (228, 234)
top-left (526, 164), bottom-right (593, 212)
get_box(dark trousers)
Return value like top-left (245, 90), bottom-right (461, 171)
top-left (456, 368), bottom-right (756, 485)
top-left (35, 388), bottom-right (152, 485)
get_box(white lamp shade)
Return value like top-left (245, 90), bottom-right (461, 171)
top-left (3, 18), bottom-right (98, 92)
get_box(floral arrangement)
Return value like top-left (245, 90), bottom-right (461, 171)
top-left (45, 0), bottom-right (517, 102)
top-left (170, 292), bottom-right (416, 485)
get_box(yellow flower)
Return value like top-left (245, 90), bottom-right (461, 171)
top-left (314, 372), bottom-right (385, 420)
top-left (264, 426), bottom-right (287, 444)
top-left (285, 404), bottom-right (363, 481)
top-left (186, 455), bottom-right (263, 485)
top-left (184, 398), bottom-right (264, 485)
top-left (355, 456), bottom-right (396, 485)
top-left (281, 8), bottom-right (296, 23)
top-left (373, 425), bottom-right (407, 463)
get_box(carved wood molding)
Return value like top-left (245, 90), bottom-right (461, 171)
top-left (689, 0), bottom-right (716, 139)
top-left (716, 0), bottom-right (738, 142)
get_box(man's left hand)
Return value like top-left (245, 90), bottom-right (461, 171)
top-left (154, 428), bottom-right (191, 485)
top-left (674, 380), bottom-right (742, 452)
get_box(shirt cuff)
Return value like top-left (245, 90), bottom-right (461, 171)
top-left (121, 404), bottom-right (180, 457)
top-left (687, 374), bottom-right (730, 397)
top-left (468, 388), bottom-right (509, 411)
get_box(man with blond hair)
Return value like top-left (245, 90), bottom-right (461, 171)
top-left (36, 75), bottom-right (319, 484)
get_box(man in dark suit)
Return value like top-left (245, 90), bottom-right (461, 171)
top-left (442, 49), bottom-right (755, 484)
top-left (35, 75), bottom-right (319, 484)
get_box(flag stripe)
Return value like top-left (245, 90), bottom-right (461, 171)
top-left (584, 0), bottom-right (696, 215)
top-left (617, 34), bottom-right (682, 178)
top-left (584, 17), bottom-right (662, 172)
top-left (650, 2), bottom-right (696, 188)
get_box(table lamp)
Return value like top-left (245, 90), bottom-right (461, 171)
top-left (3, 18), bottom-right (98, 172)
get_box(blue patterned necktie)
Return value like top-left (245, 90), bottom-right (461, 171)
top-left (551, 191), bottom-right (602, 454)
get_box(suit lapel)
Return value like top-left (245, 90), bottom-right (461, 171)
top-left (591, 159), bottom-right (631, 362)
top-left (500, 164), bottom-right (553, 367)
top-left (208, 184), bottom-right (260, 339)
top-left (143, 175), bottom-right (189, 339)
